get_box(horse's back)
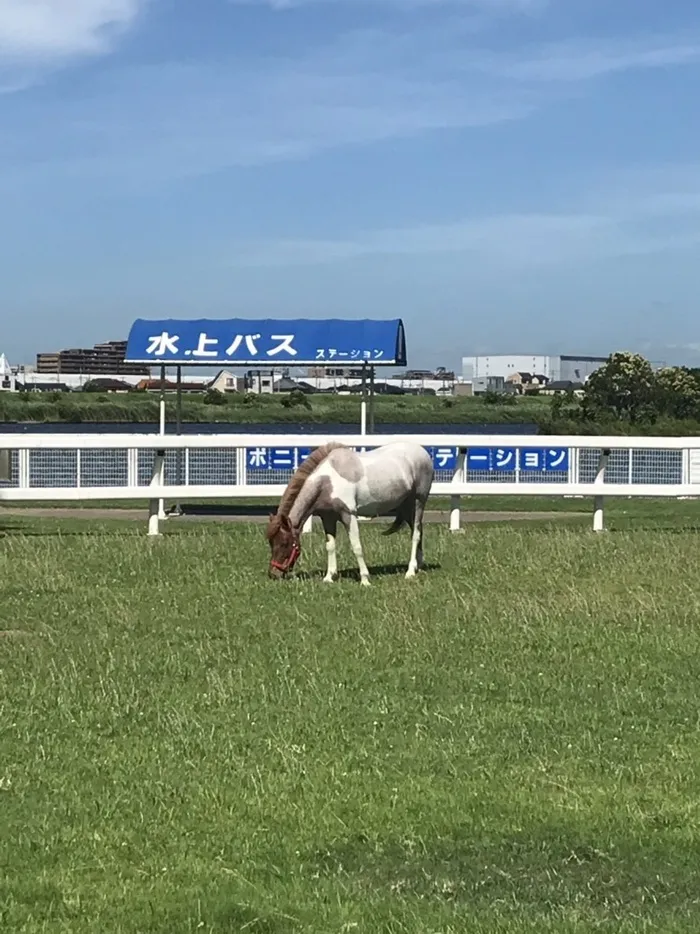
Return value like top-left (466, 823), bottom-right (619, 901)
top-left (361, 441), bottom-right (434, 492)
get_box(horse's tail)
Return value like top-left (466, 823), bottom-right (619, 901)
top-left (382, 513), bottom-right (407, 536)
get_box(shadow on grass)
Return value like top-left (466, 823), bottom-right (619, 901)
top-left (604, 523), bottom-right (700, 534)
top-left (179, 503), bottom-right (275, 517)
top-left (308, 822), bottom-right (700, 919)
top-left (0, 525), bottom-right (141, 539)
top-left (289, 562), bottom-right (442, 582)
top-left (0, 880), bottom-right (303, 934)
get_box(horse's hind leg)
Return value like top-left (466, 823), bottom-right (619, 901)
top-left (406, 494), bottom-right (426, 579)
top-left (342, 513), bottom-right (371, 586)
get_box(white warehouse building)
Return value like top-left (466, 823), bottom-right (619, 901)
top-left (462, 353), bottom-right (608, 385)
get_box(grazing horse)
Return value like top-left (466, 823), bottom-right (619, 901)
top-left (266, 440), bottom-right (434, 585)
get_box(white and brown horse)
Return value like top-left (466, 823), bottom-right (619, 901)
top-left (266, 441), bottom-right (434, 585)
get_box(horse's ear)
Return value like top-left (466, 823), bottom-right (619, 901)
top-left (280, 514), bottom-right (290, 529)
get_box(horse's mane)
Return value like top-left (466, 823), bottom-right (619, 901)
top-left (272, 442), bottom-right (347, 525)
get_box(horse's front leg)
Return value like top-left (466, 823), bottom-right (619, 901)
top-left (344, 513), bottom-right (370, 586)
top-left (320, 513), bottom-right (338, 583)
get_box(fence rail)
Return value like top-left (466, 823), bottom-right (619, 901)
top-left (1, 432), bottom-right (699, 535)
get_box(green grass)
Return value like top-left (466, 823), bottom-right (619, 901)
top-left (3, 511), bottom-right (700, 932)
top-left (6, 387), bottom-right (700, 435)
top-left (0, 389), bottom-right (550, 426)
top-left (7, 493), bottom-right (700, 525)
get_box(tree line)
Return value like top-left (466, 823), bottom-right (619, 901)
top-left (551, 351), bottom-right (700, 427)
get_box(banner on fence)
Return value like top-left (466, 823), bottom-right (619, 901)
top-left (245, 445), bottom-right (460, 472)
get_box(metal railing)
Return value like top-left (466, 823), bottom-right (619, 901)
top-left (1, 432), bottom-right (698, 535)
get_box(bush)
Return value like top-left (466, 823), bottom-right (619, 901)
top-left (281, 389), bottom-right (312, 410)
top-left (482, 390), bottom-right (517, 406)
top-left (203, 388), bottom-right (226, 406)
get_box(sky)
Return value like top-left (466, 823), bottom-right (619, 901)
top-left (2, 0), bottom-right (700, 372)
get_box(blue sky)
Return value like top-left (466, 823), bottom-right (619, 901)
top-left (2, 0), bottom-right (700, 371)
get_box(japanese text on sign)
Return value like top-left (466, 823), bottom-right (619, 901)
top-left (466, 447), bottom-right (570, 472)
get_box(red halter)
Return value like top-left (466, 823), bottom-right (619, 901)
top-left (270, 540), bottom-right (301, 573)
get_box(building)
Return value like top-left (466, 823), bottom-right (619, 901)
top-left (36, 340), bottom-right (150, 376)
top-left (0, 354), bottom-right (17, 391)
top-left (462, 354), bottom-right (608, 385)
top-left (306, 366), bottom-right (368, 379)
top-left (472, 375), bottom-right (506, 395)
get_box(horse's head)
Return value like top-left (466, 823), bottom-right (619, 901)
top-left (266, 513), bottom-right (301, 580)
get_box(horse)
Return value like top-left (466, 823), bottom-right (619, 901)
top-left (266, 440), bottom-right (434, 585)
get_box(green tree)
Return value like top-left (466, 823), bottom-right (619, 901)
top-left (655, 366), bottom-right (700, 419)
top-left (550, 387), bottom-right (581, 422)
top-left (582, 352), bottom-right (657, 424)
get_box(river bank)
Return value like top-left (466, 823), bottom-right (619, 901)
top-left (2, 390), bottom-right (700, 435)
top-left (0, 390), bottom-right (546, 427)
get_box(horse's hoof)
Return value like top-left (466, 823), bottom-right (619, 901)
top-left (360, 578), bottom-right (371, 587)
top-left (323, 575), bottom-right (335, 584)
top-left (405, 570), bottom-right (417, 579)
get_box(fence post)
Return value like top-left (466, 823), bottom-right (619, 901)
top-left (593, 448), bottom-right (610, 532)
top-left (450, 448), bottom-right (466, 532)
top-left (236, 447), bottom-right (247, 489)
top-left (0, 449), bottom-right (11, 483)
top-left (18, 449), bottom-right (29, 489)
top-left (148, 449), bottom-right (165, 536)
top-left (127, 448), bottom-right (138, 489)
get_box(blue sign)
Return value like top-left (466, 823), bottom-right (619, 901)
top-left (545, 448), bottom-right (568, 471)
top-left (247, 447), bottom-right (304, 472)
top-left (247, 447), bottom-right (271, 471)
top-left (246, 445), bottom-right (569, 476)
top-left (427, 446), bottom-right (459, 470)
top-left (493, 447), bottom-right (517, 472)
top-left (125, 318), bottom-right (406, 367)
top-left (466, 447), bottom-right (569, 473)
top-left (520, 448), bottom-right (545, 472)
top-left (467, 448), bottom-right (491, 471)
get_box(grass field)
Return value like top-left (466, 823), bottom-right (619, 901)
top-left (0, 388), bottom-right (550, 427)
top-left (3, 505), bottom-right (700, 932)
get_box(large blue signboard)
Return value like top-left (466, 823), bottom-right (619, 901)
top-left (125, 318), bottom-right (406, 367)
top-left (466, 447), bottom-right (570, 473)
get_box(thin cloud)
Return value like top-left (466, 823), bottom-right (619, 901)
top-left (225, 169), bottom-right (700, 268)
top-left (0, 0), bottom-right (145, 65)
top-left (474, 34), bottom-right (700, 82)
top-left (229, 0), bottom-right (543, 8)
top-left (1, 16), bottom-right (700, 182)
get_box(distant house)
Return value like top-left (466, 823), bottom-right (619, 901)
top-left (136, 378), bottom-right (206, 393)
top-left (276, 376), bottom-right (306, 393)
top-left (540, 380), bottom-right (585, 396)
top-left (208, 370), bottom-right (243, 393)
top-left (506, 371), bottom-right (550, 393)
top-left (82, 378), bottom-right (133, 393)
top-left (135, 370), bottom-right (242, 394)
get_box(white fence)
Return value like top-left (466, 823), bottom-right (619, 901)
top-left (1, 432), bottom-right (699, 535)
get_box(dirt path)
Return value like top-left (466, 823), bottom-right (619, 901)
top-left (0, 506), bottom-right (585, 524)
